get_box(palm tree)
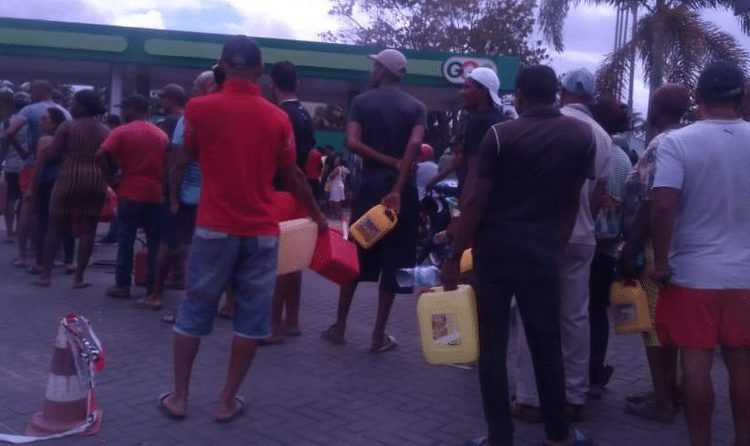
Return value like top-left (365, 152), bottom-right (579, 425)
top-left (539, 0), bottom-right (750, 99)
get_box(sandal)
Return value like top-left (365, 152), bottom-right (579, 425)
top-left (625, 391), bottom-right (655, 405)
top-left (370, 334), bottom-right (398, 353)
top-left (542, 428), bottom-right (593, 446)
top-left (134, 297), bottom-right (164, 311)
top-left (321, 324), bottom-right (345, 345)
top-left (625, 400), bottom-right (676, 424)
top-left (157, 392), bottom-right (186, 420)
top-left (26, 265), bottom-right (42, 275)
top-left (465, 436), bottom-right (489, 446)
top-left (106, 286), bottom-right (131, 299)
top-left (214, 396), bottom-right (245, 424)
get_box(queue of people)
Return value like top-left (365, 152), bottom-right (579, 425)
top-left (1, 34), bottom-right (749, 446)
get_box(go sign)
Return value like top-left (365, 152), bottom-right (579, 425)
top-left (442, 57), bottom-right (499, 84)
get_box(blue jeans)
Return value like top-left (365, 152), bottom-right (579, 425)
top-left (174, 228), bottom-right (279, 338)
top-left (115, 199), bottom-right (161, 288)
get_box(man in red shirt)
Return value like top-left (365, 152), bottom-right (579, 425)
top-left (97, 95), bottom-right (167, 299)
top-left (159, 36), bottom-right (325, 422)
top-left (305, 146), bottom-right (323, 202)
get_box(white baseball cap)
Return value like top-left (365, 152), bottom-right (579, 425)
top-left (368, 49), bottom-right (407, 78)
top-left (467, 67), bottom-right (502, 107)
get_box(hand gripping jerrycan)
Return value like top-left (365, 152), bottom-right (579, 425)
top-left (277, 218), bottom-right (319, 275)
top-left (417, 285), bottom-right (479, 365)
top-left (610, 281), bottom-right (652, 334)
top-left (350, 204), bottom-right (398, 249)
top-left (460, 249), bottom-right (473, 274)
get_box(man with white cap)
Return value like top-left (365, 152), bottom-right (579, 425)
top-left (513, 68), bottom-right (612, 422)
top-left (322, 48), bottom-right (426, 353)
top-left (427, 67), bottom-right (507, 194)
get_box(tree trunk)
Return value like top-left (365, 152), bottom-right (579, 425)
top-left (646, 0), bottom-right (667, 142)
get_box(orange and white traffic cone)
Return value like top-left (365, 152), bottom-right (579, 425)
top-left (25, 323), bottom-right (102, 437)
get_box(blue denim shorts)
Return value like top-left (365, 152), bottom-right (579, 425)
top-left (173, 227), bottom-right (279, 339)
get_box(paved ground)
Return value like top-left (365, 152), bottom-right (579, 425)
top-left (0, 227), bottom-right (735, 445)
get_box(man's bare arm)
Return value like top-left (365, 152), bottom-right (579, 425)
top-left (651, 187), bottom-right (680, 284)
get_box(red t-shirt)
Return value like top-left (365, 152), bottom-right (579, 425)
top-left (184, 79), bottom-right (296, 236)
top-left (305, 148), bottom-right (323, 180)
top-left (101, 120), bottom-right (168, 204)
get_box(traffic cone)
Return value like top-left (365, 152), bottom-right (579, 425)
top-left (25, 323), bottom-right (102, 436)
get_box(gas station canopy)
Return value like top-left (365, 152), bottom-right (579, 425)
top-left (0, 17), bottom-right (519, 108)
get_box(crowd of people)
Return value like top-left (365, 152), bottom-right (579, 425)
top-left (1, 34), bottom-right (749, 446)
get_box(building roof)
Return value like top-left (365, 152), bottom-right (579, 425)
top-left (0, 17), bottom-right (519, 90)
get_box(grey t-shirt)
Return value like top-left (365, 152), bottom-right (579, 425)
top-left (13, 100), bottom-right (71, 164)
top-left (348, 87), bottom-right (427, 185)
top-left (1, 115), bottom-right (26, 173)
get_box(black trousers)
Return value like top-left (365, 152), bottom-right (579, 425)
top-left (35, 182), bottom-right (74, 267)
top-left (474, 252), bottom-right (570, 445)
top-left (589, 249), bottom-right (616, 385)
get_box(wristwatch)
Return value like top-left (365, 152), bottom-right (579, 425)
top-left (444, 245), bottom-right (461, 262)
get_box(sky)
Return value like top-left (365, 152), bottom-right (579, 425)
top-left (1, 0), bottom-right (750, 113)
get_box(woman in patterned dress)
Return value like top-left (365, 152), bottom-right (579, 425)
top-left (34, 90), bottom-right (109, 288)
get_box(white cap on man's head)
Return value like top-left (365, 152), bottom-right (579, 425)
top-left (368, 49), bottom-right (407, 78)
top-left (561, 68), bottom-right (596, 97)
top-left (467, 67), bottom-right (502, 106)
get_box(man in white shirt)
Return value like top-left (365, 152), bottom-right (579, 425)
top-left (513, 68), bottom-right (611, 421)
top-left (652, 61), bottom-right (750, 446)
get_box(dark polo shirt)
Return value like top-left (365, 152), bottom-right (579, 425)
top-left (474, 107), bottom-right (595, 263)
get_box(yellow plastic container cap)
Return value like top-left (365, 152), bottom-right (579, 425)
top-left (350, 204), bottom-right (398, 250)
top-left (277, 218), bottom-right (319, 275)
top-left (417, 285), bottom-right (479, 365)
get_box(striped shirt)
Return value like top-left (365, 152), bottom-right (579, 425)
top-left (172, 117), bottom-right (201, 205)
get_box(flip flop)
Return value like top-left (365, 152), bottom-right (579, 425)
top-left (215, 396), bottom-right (245, 424)
top-left (321, 324), bottom-right (345, 345)
top-left (157, 392), bottom-right (186, 420)
top-left (283, 327), bottom-right (302, 337)
top-left (26, 266), bottom-right (42, 275)
top-left (465, 436), bottom-right (489, 446)
top-left (370, 334), bottom-right (398, 353)
top-left (542, 429), bottom-right (593, 446)
top-left (72, 282), bottom-right (92, 290)
top-left (134, 297), bottom-right (164, 311)
top-left (625, 400), bottom-right (676, 424)
top-left (257, 336), bottom-right (284, 346)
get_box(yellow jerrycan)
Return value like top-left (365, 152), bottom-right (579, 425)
top-left (350, 204), bottom-right (398, 249)
top-left (460, 249), bottom-right (473, 274)
top-left (417, 285), bottom-right (479, 365)
top-left (277, 218), bottom-right (319, 275)
top-left (609, 281), bottom-right (652, 334)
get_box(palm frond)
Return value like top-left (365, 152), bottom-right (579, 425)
top-left (596, 39), bottom-right (639, 97)
top-left (679, 0), bottom-right (750, 36)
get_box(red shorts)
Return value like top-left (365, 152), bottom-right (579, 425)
top-left (655, 284), bottom-right (750, 349)
top-left (19, 165), bottom-right (32, 195)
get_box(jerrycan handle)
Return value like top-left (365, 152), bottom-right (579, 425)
top-left (383, 206), bottom-right (398, 224)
